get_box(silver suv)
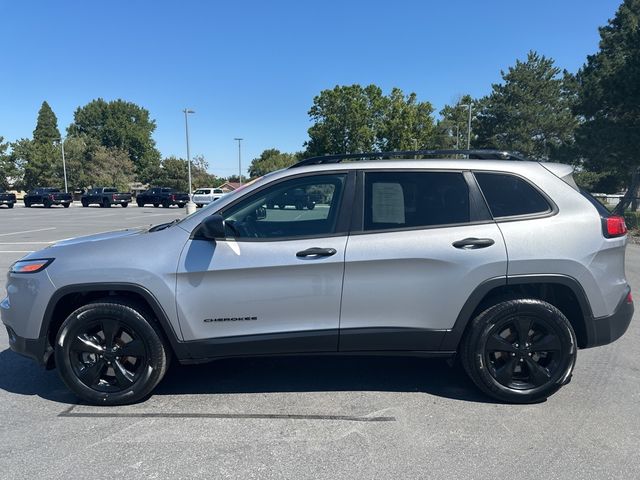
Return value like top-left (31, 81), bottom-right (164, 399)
top-left (2, 150), bottom-right (633, 405)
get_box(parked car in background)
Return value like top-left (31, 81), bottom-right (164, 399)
top-left (192, 187), bottom-right (227, 207)
top-left (0, 188), bottom-right (17, 209)
top-left (136, 187), bottom-right (190, 208)
top-left (266, 187), bottom-right (322, 210)
top-left (81, 187), bottom-right (132, 208)
top-left (23, 188), bottom-right (72, 208)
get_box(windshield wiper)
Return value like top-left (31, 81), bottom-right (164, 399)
top-left (149, 218), bottom-right (181, 232)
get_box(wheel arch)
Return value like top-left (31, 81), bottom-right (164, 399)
top-left (442, 275), bottom-right (595, 351)
top-left (42, 283), bottom-right (182, 368)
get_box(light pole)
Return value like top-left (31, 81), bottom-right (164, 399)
top-left (183, 109), bottom-right (196, 214)
top-left (60, 138), bottom-right (68, 193)
top-left (234, 138), bottom-right (243, 184)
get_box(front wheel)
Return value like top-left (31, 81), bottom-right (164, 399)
top-left (44, 199), bottom-right (52, 208)
top-left (460, 298), bottom-right (576, 404)
top-left (137, 201), bottom-right (144, 207)
top-left (81, 200), bottom-right (88, 207)
top-left (54, 300), bottom-right (170, 405)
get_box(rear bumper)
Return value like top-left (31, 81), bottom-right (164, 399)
top-left (584, 287), bottom-right (634, 348)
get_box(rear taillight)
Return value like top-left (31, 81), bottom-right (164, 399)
top-left (112, 194), bottom-right (117, 201)
top-left (603, 215), bottom-right (627, 238)
top-left (49, 194), bottom-right (54, 199)
top-left (626, 291), bottom-right (633, 304)
top-left (171, 195), bottom-right (176, 201)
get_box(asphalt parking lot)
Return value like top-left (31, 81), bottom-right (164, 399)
top-left (1, 203), bottom-right (639, 479)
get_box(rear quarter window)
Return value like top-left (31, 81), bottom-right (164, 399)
top-left (475, 172), bottom-right (551, 218)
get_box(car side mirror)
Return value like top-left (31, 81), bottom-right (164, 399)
top-left (195, 214), bottom-right (226, 240)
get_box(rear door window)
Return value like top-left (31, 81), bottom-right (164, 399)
top-left (475, 172), bottom-right (551, 218)
top-left (363, 171), bottom-right (470, 231)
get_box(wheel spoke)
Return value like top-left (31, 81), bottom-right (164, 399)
top-left (101, 319), bottom-right (120, 349)
top-left (71, 335), bottom-right (104, 355)
top-left (531, 334), bottom-right (561, 352)
top-left (486, 334), bottom-right (517, 353)
top-left (118, 340), bottom-right (145, 357)
top-left (524, 358), bottom-right (551, 386)
top-left (78, 359), bottom-right (106, 386)
top-left (513, 317), bottom-right (532, 346)
top-left (112, 359), bottom-right (135, 387)
top-left (494, 357), bottom-right (517, 385)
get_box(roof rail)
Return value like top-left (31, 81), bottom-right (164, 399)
top-left (289, 149), bottom-right (529, 168)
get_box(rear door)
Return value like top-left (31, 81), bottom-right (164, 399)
top-left (339, 169), bottom-right (507, 351)
top-left (176, 171), bottom-right (354, 355)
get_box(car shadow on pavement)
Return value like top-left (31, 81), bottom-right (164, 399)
top-left (0, 349), bottom-right (493, 404)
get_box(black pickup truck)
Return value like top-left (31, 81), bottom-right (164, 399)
top-left (266, 188), bottom-right (322, 210)
top-left (136, 187), bottom-right (189, 208)
top-left (0, 188), bottom-right (17, 209)
top-left (24, 188), bottom-right (72, 208)
top-left (81, 187), bottom-right (132, 208)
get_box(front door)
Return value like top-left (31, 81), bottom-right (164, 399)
top-left (339, 170), bottom-right (508, 351)
top-left (176, 172), bottom-right (353, 356)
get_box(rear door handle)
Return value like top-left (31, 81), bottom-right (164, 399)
top-left (296, 247), bottom-right (337, 258)
top-left (452, 237), bottom-right (495, 249)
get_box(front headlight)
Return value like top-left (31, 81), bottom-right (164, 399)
top-left (9, 258), bottom-right (54, 274)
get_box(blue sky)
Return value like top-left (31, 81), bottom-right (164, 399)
top-left (0, 0), bottom-right (621, 177)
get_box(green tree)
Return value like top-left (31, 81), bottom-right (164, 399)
top-left (376, 88), bottom-right (437, 151)
top-left (0, 136), bottom-right (18, 189)
top-left (575, 0), bottom-right (640, 202)
top-left (153, 155), bottom-right (216, 192)
top-left (475, 51), bottom-right (578, 160)
top-left (33, 101), bottom-right (61, 144)
top-left (68, 98), bottom-right (161, 181)
top-left (305, 84), bottom-right (385, 156)
top-left (85, 146), bottom-right (135, 191)
top-left (11, 138), bottom-right (62, 190)
top-left (248, 148), bottom-right (299, 177)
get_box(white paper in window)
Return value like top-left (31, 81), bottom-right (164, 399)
top-left (372, 182), bottom-right (405, 224)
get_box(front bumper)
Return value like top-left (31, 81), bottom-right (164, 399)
top-left (5, 325), bottom-right (52, 367)
top-left (585, 287), bottom-right (634, 348)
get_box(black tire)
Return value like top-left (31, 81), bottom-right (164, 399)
top-left (63, 203), bottom-right (70, 208)
top-left (162, 200), bottom-right (170, 208)
top-left (103, 199), bottom-right (111, 208)
top-left (307, 202), bottom-right (315, 210)
top-left (295, 202), bottom-right (304, 210)
top-left (7, 203), bottom-right (13, 209)
top-left (81, 200), bottom-right (88, 208)
top-left (24, 201), bottom-right (31, 208)
top-left (153, 203), bottom-right (159, 208)
top-left (122, 202), bottom-right (128, 208)
top-left (196, 204), bottom-right (203, 208)
top-left (137, 201), bottom-right (144, 207)
top-left (460, 298), bottom-right (576, 404)
top-left (54, 300), bottom-right (170, 405)
top-left (44, 199), bottom-right (52, 208)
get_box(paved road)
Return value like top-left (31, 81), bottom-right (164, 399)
top-left (1, 204), bottom-right (639, 479)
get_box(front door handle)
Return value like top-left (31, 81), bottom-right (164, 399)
top-left (452, 237), bottom-right (495, 249)
top-left (296, 247), bottom-right (337, 258)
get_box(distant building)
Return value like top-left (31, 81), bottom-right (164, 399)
top-left (219, 181), bottom-right (242, 192)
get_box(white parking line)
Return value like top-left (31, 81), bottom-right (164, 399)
top-left (0, 227), bottom-right (56, 237)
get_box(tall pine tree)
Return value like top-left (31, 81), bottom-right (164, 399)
top-left (33, 101), bottom-right (60, 143)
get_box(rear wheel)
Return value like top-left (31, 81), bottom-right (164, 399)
top-left (307, 202), bottom-right (315, 210)
top-left (178, 203), bottom-right (185, 208)
top-left (55, 300), bottom-right (170, 405)
top-left (44, 199), bottom-right (52, 208)
top-left (460, 298), bottom-right (576, 403)
top-left (153, 203), bottom-right (159, 208)
top-left (7, 203), bottom-right (13, 209)
top-left (63, 203), bottom-right (70, 208)
top-left (122, 202), bottom-right (128, 208)
top-left (162, 200), bottom-right (170, 208)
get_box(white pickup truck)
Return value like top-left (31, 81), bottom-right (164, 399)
top-left (192, 187), bottom-right (227, 207)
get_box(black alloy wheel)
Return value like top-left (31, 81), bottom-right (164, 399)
top-left (55, 301), bottom-right (170, 405)
top-left (461, 298), bottom-right (576, 403)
